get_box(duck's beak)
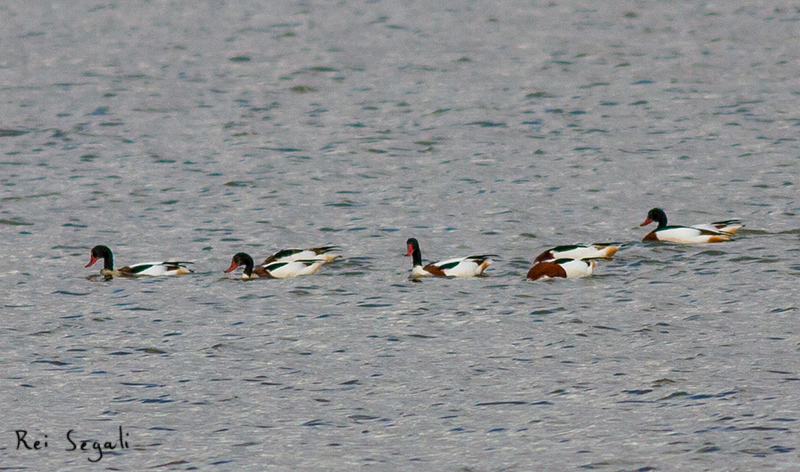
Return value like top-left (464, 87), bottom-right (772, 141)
top-left (85, 256), bottom-right (99, 268)
top-left (640, 218), bottom-right (653, 226)
top-left (223, 261), bottom-right (239, 273)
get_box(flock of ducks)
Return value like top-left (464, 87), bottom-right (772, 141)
top-left (85, 208), bottom-right (744, 281)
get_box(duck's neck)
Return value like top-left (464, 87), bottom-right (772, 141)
top-left (102, 252), bottom-right (114, 271)
top-left (241, 258), bottom-right (254, 278)
top-left (411, 248), bottom-right (422, 268)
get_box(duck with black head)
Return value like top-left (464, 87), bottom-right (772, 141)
top-left (85, 245), bottom-right (193, 277)
top-left (405, 238), bottom-right (494, 279)
top-left (640, 208), bottom-right (743, 243)
top-left (224, 252), bottom-right (326, 279)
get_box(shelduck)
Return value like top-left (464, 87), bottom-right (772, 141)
top-left (262, 246), bottom-right (340, 264)
top-left (224, 252), bottom-right (325, 279)
top-left (405, 238), bottom-right (494, 279)
top-left (527, 258), bottom-right (596, 281)
top-left (640, 208), bottom-right (743, 243)
top-left (534, 244), bottom-right (619, 263)
top-left (85, 245), bottom-right (193, 277)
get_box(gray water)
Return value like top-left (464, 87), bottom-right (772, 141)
top-left (2, 1), bottom-right (799, 470)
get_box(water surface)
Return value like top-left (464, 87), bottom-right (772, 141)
top-left (1, 1), bottom-right (799, 470)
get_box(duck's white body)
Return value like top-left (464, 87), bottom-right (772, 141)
top-left (263, 246), bottom-right (340, 264)
top-left (109, 262), bottom-right (193, 277)
top-left (246, 260), bottom-right (325, 279)
top-left (527, 258), bottom-right (596, 280)
top-left (535, 244), bottom-right (619, 263)
top-left (410, 255), bottom-right (493, 279)
top-left (644, 225), bottom-right (741, 244)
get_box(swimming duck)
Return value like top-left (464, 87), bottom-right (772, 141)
top-left (640, 208), bottom-right (743, 243)
top-left (224, 252), bottom-right (325, 279)
top-left (527, 258), bottom-right (596, 281)
top-left (405, 238), bottom-right (494, 279)
top-left (262, 246), bottom-right (340, 264)
top-left (85, 245), bottom-right (193, 276)
top-left (534, 244), bottom-right (619, 263)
